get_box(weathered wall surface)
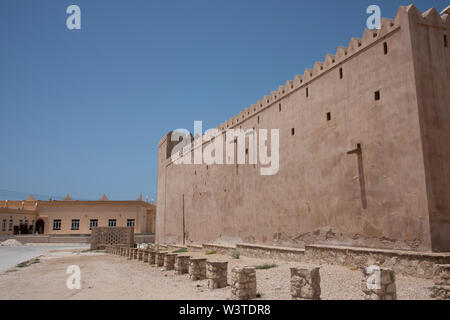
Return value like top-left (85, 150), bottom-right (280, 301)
top-left (156, 5), bottom-right (449, 252)
top-left (408, 7), bottom-right (450, 251)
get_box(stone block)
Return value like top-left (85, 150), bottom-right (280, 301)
top-left (189, 258), bottom-right (207, 280)
top-left (206, 261), bottom-right (228, 289)
top-left (231, 266), bottom-right (257, 300)
top-left (290, 266), bottom-right (321, 300)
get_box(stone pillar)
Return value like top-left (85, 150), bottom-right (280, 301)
top-left (148, 250), bottom-right (156, 265)
top-left (156, 251), bottom-right (167, 267)
top-left (189, 258), bottom-right (207, 280)
top-left (361, 266), bottom-right (396, 300)
top-left (138, 249), bottom-right (144, 261)
top-left (175, 256), bottom-right (190, 275)
top-left (128, 248), bottom-right (133, 258)
top-left (207, 261), bottom-right (228, 289)
top-left (143, 250), bottom-right (149, 262)
top-left (231, 266), bottom-right (256, 300)
top-left (290, 266), bottom-right (321, 300)
top-left (433, 264), bottom-right (450, 300)
top-left (164, 253), bottom-right (177, 270)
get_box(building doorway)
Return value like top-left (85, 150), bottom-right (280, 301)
top-left (35, 219), bottom-right (44, 234)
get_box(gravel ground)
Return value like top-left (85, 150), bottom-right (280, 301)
top-left (0, 250), bottom-right (434, 300)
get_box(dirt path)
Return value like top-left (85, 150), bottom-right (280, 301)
top-left (0, 249), bottom-right (434, 300)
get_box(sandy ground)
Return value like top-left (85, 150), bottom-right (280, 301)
top-left (0, 249), bottom-right (435, 300)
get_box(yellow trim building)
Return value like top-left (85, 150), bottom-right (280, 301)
top-left (0, 194), bottom-right (156, 235)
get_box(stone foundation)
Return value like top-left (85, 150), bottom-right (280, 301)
top-left (206, 261), bottom-right (228, 289)
top-left (290, 266), bottom-right (321, 300)
top-left (189, 258), bottom-right (207, 280)
top-left (230, 266), bottom-right (257, 300)
top-left (156, 251), bottom-right (167, 267)
top-left (361, 267), bottom-right (397, 300)
top-left (236, 243), bottom-right (305, 262)
top-left (306, 244), bottom-right (450, 279)
top-left (164, 253), bottom-right (177, 270)
top-left (433, 264), bottom-right (450, 300)
top-left (175, 256), bottom-right (190, 275)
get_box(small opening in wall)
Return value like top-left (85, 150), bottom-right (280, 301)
top-left (339, 67), bottom-right (343, 79)
top-left (357, 143), bottom-right (362, 149)
top-left (445, 35), bottom-right (448, 48)
top-left (206, 165), bottom-right (209, 170)
top-left (384, 42), bottom-right (388, 55)
top-left (373, 32), bottom-right (377, 38)
top-left (306, 87), bottom-right (309, 98)
top-left (327, 112), bottom-right (331, 121)
top-left (291, 128), bottom-right (295, 136)
top-left (375, 90), bottom-right (381, 101)
top-left (257, 116), bottom-right (260, 124)
top-left (245, 148), bottom-right (248, 155)
top-left (279, 104), bottom-right (282, 112)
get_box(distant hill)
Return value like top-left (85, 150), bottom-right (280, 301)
top-left (0, 189), bottom-right (64, 201)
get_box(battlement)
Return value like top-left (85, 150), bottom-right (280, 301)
top-left (216, 5), bottom-right (447, 130)
top-left (160, 4), bottom-right (450, 166)
top-left (161, 4), bottom-right (449, 158)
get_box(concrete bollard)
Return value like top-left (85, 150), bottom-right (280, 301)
top-left (156, 251), bottom-right (167, 267)
top-left (189, 258), bottom-right (207, 280)
top-left (433, 264), bottom-right (450, 300)
top-left (206, 261), bottom-right (228, 289)
top-left (175, 256), bottom-right (190, 275)
top-left (361, 266), bottom-right (396, 300)
top-left (231, 266), bottom-right (256, 300)
top-left (290, 266), bottom-right (321, 300)
top-left (164, 253), bottom-right (177, 270)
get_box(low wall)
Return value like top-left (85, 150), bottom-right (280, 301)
top-left (163, 242), bottom-right (450, 279)
top-left (134, 234), bottom-right (155, 243)
top-left (236, 243), bottom-right (305, 262)
top-left (203, 243), bottom-right (236, 255)
top-left (305, 244), bottom-right (450, 279)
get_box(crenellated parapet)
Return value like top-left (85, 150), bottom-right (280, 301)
top-left (166, 4), bottom-right (449, 165)
top-left (213, 5), bottom-right (447, 133)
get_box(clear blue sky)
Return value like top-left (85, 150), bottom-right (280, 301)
top-left (0, 0), bottom-right (446, 201)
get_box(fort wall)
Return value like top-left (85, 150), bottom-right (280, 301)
top-left (156, 5), bottom-right (450, 252)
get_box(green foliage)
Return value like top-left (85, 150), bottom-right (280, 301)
top-left (173, 248), bottom-right (188, 253)
top-left (254, 263), bottom-right (277, 270)
top-left (230, 250), bottom-right (240, 259)
top-left (205, 250), bottom-right (217, 255)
